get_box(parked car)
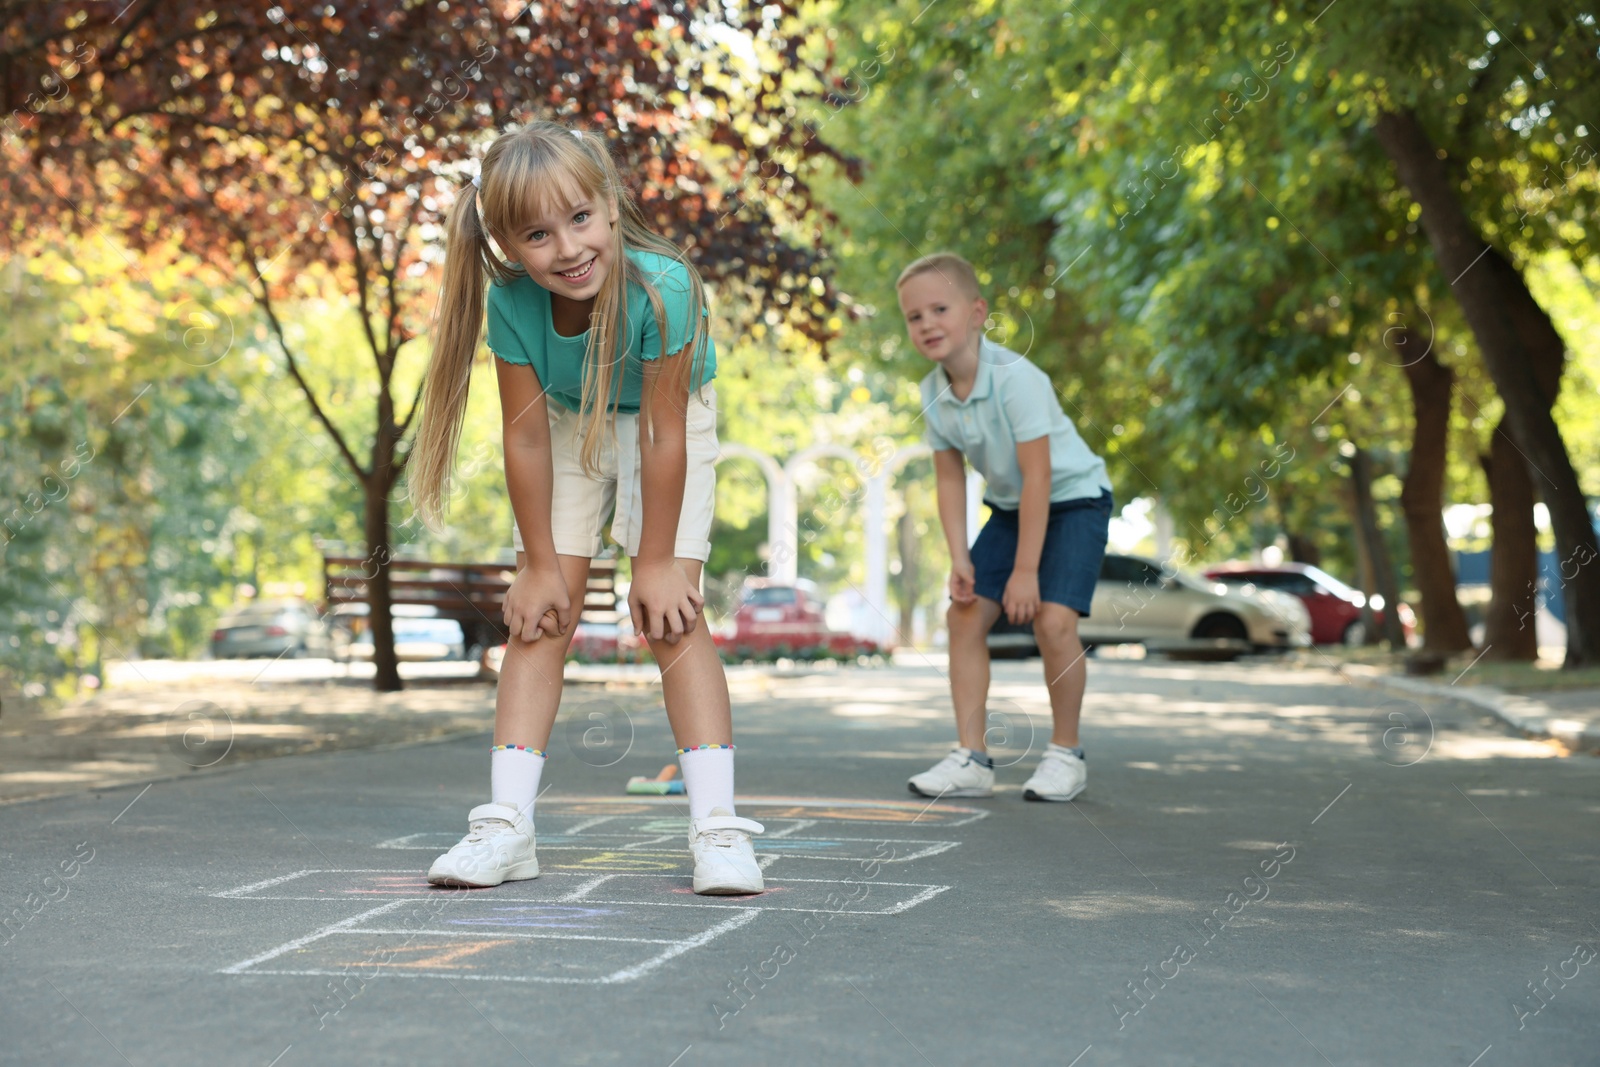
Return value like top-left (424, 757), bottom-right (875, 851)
top-left (481, 618), bottom-right (647, 675)
top-left (715, 580), bottom-right (880, 660)
top-left (987, 553), bottom-right (1312, 659)
top-left (1202, 563), bottom-right (1415, 646)
top-left (211, 599), bottom-right (331, 659)
top-left (347, 616), bottom-right (466, 662)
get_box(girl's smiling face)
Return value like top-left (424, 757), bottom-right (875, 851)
top-left (502, 194), bottom-right (619, 303)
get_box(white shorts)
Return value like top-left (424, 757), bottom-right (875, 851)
top-left (513, 383), bottom-right (718, 562)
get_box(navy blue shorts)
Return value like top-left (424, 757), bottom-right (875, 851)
top-left (971, 490), bottom-right (1112, 617)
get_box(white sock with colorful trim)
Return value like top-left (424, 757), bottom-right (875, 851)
top-left (677, 744), bottom-right (735, 821)
top-left (490, 744), bottom-right (546, 820)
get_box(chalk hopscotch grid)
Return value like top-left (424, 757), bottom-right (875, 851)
top-left (214, 800), bottom-right (968, 985)
top-left (219, 900), bottom-right (763, 986)
top-left (212, 869), bottom-right (951, 914)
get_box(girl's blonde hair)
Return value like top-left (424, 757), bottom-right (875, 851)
top-left (409, 120), bottom-right (710, 529)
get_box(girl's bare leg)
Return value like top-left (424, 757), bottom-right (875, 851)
top-left (493, 553), bottom-right (593, 747)
top-left (642, 559), bottom-right (733, 746)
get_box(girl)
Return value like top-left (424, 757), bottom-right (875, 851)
top-left (409, 121), bottom-right (763, 895)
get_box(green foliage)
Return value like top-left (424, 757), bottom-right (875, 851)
top-left (817, 0), bottom-right (1600, 592)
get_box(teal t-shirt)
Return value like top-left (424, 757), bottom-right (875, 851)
top-left (485, 249), bottom-right (716, 414)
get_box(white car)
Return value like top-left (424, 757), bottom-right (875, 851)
top-left (347, 617), bottom-right (466, 662)
top-left (989, 553), bottom-right (1312, 658)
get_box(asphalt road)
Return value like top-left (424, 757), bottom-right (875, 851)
top-left (2, 655), bottom-right (1596, 1066)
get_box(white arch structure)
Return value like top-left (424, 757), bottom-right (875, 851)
top-left (715, 441), bottom-right (987, 645)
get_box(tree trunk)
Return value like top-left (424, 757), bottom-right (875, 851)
top-left (1395, 331), bottom-right (1472, 652)
top-left (1349, 445), bottom-right (1408, 647)
top-left (363, 480), bottom-right (402, 692)
top-left (364, 383), bottom-right (403, 693)
top-left (1346, 464), bottom-right (1379, 645)
top-left (1375, 108), bottom-right (1600, 668)
top-left (1479, 284), bottom-right (1562, 663)
top-left (1480, 421), bottom-right (1541, 661)
top-left (1273, 484), bottom-right (1321, 565)
top-left (1286, 532), bottom-right (1321, 566)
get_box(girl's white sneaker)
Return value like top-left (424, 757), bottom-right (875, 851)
top-left (688, 808), bottom-right (765, 895)
top-left (427, 802), bottom-right (539, 887)
top-left (907, 747), bottom-right (995, 798)
top-left (1022, 744), bottom-right (1087, 802)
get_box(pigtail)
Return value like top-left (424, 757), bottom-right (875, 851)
top-left (409, 183), bottom-right (493, 531)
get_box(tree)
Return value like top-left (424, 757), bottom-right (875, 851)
top-left (3, 0), bottom-right (841, 688)
top-left (825, 0), bottom-right (1600, 663)
top-left (1, 245), bottom-right (274, 684)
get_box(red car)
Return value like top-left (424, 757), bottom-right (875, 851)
top-left (1203, 563), bottom-right (1415, 646)
top-left (716, 580), bottom-right (878, 660)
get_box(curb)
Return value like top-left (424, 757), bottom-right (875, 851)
top-left (1364, 673), bottom-right (1600, 753)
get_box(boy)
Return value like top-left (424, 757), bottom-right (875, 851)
top-left (897, 253), bottom-right (1113, 801)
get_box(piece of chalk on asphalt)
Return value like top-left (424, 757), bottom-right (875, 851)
top-left (626, 779), bottom-right (685, 794)
top-left (626, 764), bottom-right (684, 794)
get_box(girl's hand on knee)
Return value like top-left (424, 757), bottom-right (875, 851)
top-left (1003, 570), bottom-right (1040, 624)
top-left (949, 559), bottom-right (977, 604)
top-left (505, 565), bottom-right (572, 642)
top-left (629, 559), bottom-right (703, 644)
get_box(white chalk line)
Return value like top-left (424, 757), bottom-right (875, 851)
top-left (878, 885), bottom-right (952, 914)
top-left (224, 910), bottom-right (763, 986)
top-left (218, 870), bottom-right (949, 897)
top-left (557, 874), bottom-right (619, 902)
top-left (352, 928), bottom-right (681, 945)
top-left (217, 900), bottom-right (410, 974)
top-left (619, 834), bottom-right (682, 850)
top-left (603, 910), bottom-right (761, 983)
top-left (211, 869), bottom-right (328, 899)
top-left (375, 836), bottom-right (961, 862)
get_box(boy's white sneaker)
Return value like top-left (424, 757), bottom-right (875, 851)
top-left (908, 747), bottom-right (995, 798)
top-left (1022, 744), bottom-right (1087, 802)
top-left (427, 802), bottom-right (539, 887)
top-left (688, 808), bottom-right (765, 895)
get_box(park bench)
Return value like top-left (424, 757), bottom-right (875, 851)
top-left (320, 553), bottom-right (623, 655)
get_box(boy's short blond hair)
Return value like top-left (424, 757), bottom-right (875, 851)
top-left (895, 252), bottom-right (983, 301)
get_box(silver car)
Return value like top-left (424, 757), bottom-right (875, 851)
top-left (210, 600), bottom-right (331, 659)
top-left (1084, 554), bottom-right (1312, 653)
top-left (988, 553), bottom-right (1311, 658)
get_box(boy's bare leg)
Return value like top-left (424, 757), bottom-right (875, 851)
top-left (1033, 602), bottom-right (1087, 748)
top-left (641, 559), bottom-right (733, 747)
top-left (493, 553), bottom-right (592, 747)
top-left (948, 596), bottom-right (1003, 750)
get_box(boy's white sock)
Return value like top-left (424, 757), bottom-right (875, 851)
top-left (490, 744), bottom-right (546, 820)
top-left (677, 744), bottom-right (735, 821)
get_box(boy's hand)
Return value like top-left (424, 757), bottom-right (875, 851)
top-left (1003, 569), bottom-right (1041, 625)
top-left (949, 558), bottom-right (977, 604)
top-left (629, 559), bottom-right (703, 644)
top-left (505, 564), bottom-right (572, 643)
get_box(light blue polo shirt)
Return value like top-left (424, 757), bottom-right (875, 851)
top-left (920, 339), bottom-right (1111, 509)
top-left (486, 249), bottom-right (715, 414)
